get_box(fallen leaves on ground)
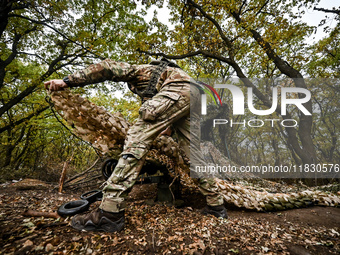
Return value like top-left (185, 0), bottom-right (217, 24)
top-left (0, 184), bottom-right (339, 255)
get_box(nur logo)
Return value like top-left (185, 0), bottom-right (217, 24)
top-left (199, 83), bottom-right (312, 116)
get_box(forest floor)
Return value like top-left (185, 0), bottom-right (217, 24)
top-left (0, 180), bottom-right (339, 255)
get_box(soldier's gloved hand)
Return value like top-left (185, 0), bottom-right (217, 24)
top-left (44, 79), bottom-right (68, 91)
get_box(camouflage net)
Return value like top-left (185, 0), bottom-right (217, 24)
top-left (49, 90), bottom-right (340, 211)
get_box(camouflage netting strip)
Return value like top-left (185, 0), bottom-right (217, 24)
top-left (49, 90), bottom-right (340, 211)
top-left (51, 91), bottom-right (127, 158)
top-left (50, 90), bottom-right (190, 176)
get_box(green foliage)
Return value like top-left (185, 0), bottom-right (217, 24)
top-left (0, 0), bottom-right (148, 180)
top-left (308, 26), bottom-right (340, 78)
top-left (139, 0), bottom-right (339, 166)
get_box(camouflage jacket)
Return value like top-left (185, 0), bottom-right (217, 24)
top-left (67, 59), bottom-right (192, 98)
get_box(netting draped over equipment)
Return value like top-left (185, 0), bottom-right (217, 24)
top-left (49, 90), bottom-right (340, 211)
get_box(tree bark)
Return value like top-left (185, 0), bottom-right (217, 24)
top-left (0, 0), bottom-right (12, 39)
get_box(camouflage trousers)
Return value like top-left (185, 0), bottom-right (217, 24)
top-left (100, 83), bottom-right (224, 213)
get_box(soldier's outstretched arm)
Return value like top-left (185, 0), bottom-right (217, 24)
top-left (44, 59), bottom-right (136, 90)
top-left (64, 59), bottom-right (135, 88)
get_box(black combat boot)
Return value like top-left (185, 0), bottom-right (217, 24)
top-left (201, 205), bottom-right (228, 219)
top-left (71, 209), bottom-right (125, 232)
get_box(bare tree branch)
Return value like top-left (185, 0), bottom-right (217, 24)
top-left (0, 106), bottom-right (49, 134)
top-left (314, 7), bottom-right (340, 15)
top-left (0, 27), bottom-right (37, 90)
top-left (230, 10), bottom-right (303, 79)
top-left (139, 49), bottom-right (233, 63)
top-left (187, 0), bottom-right (233, 50)
top-left (255, 0), bottom-right (270, 16)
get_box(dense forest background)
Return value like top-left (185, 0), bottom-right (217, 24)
top-left (0, 0), bottom-right (339, 183)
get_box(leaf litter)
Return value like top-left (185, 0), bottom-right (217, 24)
top-left (0, 184), bottom-right (339, 254)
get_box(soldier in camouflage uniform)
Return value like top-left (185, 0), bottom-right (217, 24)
top-left (44, 58), bottom-right (227, 233)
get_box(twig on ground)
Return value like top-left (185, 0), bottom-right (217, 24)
top-left (22, 210), bottom-right (60, 219)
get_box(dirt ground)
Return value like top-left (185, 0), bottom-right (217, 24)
top-left (0, 182), bottom-right (339, 255)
